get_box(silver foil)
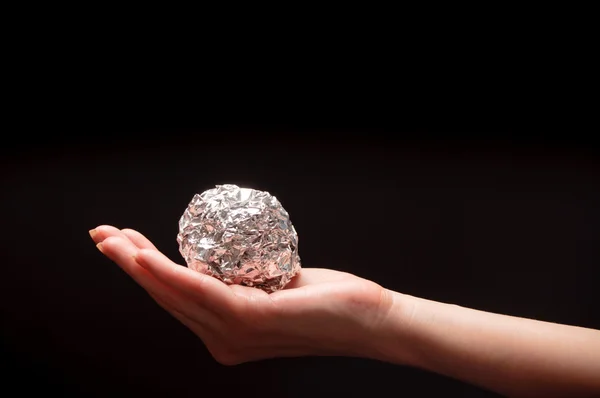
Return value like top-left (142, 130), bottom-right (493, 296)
top-left (177, 184), bottom-right (301, 292)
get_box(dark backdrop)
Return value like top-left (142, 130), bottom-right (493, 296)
top-left (2, 130), bottom-right (599, 397)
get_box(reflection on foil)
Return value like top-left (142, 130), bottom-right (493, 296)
top-left (177, 184), bottom-right (301, 292)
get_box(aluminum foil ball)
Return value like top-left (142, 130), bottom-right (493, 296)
top-left (177, 184), bottom-right (301, 292)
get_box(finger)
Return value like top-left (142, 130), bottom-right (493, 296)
top-left (99, 236), bottom-right (215, 324)
top-left (282, 268), bottom-right (349, 289)
top-left (135, 249), bottom-right (237, 312)
top-left (90, 225), bottom-right (157, 251)
top-left (98, 236), bottom-right (165, 294)
top-left (121, 228), bottom-right (158, 250)
top-left (89, 225), bottom-right (124, 244)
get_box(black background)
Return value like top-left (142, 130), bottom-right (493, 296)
top-left (2, 126), bottom-right (599, 397)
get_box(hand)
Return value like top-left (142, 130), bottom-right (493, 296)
top-left (89, 225), bottom-right (393, 365)
top-left (90, 226), bottom-right (600, 397)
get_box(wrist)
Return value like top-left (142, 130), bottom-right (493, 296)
top-left (359, 289), bottom-right (425, 367)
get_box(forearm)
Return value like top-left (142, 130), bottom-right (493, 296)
top-left (367, 291), bottom-right (600, 397)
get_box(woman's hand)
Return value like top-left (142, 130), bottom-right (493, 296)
top-left (89, 225), bottom-right (393, 365)
top-left (89, 224), bottom-right (600, 396)
top-left (90, 225), bottom-right (600, 397)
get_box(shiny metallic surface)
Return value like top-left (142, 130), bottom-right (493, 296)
top-left (177, 184), bottom-right (301, 292)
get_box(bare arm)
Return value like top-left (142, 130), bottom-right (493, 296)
top-left (369, 291), bottom-right (600, 397)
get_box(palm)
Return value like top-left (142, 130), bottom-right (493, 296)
top-left (91, 226), bottom-right (389, 364)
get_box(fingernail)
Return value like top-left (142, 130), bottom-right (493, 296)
top-left (89, 229), bottom-right (98, 239)
top-left (96, 242), bottom-right (104, 253)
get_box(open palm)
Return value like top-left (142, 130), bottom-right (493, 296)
top-left (90, 225), bottom-right (391, 364)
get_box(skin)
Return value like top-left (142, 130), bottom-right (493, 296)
top-left (90, 225), bottom-right (600, 397)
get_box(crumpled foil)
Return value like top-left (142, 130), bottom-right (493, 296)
top-left (177, 184), bottom-right (301, 292)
